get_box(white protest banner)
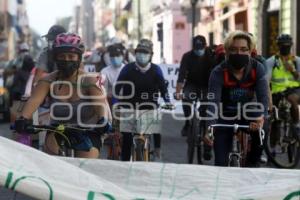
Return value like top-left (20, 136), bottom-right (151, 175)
top-left (1, 137), bottom-right (300, 200)
top-left (159, 64), bottom-right (183, 114)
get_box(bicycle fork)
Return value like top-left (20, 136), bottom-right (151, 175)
top-left (228, 134), bottom-right (241, 167)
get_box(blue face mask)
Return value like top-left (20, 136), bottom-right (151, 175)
top-left (110, 56), bottom-right (123, 68)
top-left (194, 49), bottom-right (205, 56)
top-left (136, 52), bottom-right (151, 66)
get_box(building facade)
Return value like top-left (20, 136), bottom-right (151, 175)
top-left (0, 0), bottom-right (30, 65)
top-left (191, 0), bottom-right (299, 57)
top-left (152, 0), bottom-right (190, 64)
top-left (257, 0), bottom-right (299, 57)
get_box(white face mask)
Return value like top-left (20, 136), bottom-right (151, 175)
top-left (135, 52), bottom-right (151, 67)
top-left (110, 56), bottom-right (123, 68)
top-left (194, 49), bottom-right (205, 56)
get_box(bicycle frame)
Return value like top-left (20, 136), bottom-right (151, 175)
top-left (265, 92), bottom-right (300, 168)
top-left (132, 133), bottom-right (151, 161)
top-left (17, 124), bottom-right (101, 158)
top-left (209, 124), bottom-right (265, 167)
top-left (118, 107), bottom-right (166, 162)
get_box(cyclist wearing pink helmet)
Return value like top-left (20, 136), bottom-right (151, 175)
top-left (15, 33), bottom-right (111, 158)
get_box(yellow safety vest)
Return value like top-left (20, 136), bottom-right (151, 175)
top-left (271, 57), bottom-right (300, 94)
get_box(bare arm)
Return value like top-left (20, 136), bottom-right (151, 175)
top-left (175, 53), bottom-right (189, 100)
top-left (21, 79), bottom-right (50, 119)
top-left (86, 77), bottom-right (112, 122)
top-left (175, 82), bottom-right (184, 100)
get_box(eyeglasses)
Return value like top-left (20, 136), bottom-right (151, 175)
top-left (228, 47), bottom-right (250, 54)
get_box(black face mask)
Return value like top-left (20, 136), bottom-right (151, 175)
top-left (228, 54), bottom-right (249, 70)
top-left (56, 60), bottom-right (80, 78)
top-left (279, 45), bottom-right (291, 56)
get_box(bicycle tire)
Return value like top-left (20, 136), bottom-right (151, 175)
top-left (187, 116), bottom-right (198, 164)
top-left (229, 155), bottom-right (240, 167)
top-left (264, 122), bottom-right (300, 168)
top-left (196, 144), bottom-right (202, 164)
top-left (144, 147), bottom-right (149, 162)
top-left (196, 123), bottom-right (205, 164)
top-left (134, 139), bottom-right (145, 161)
top-left (240, 132), bottom-right (249, 167)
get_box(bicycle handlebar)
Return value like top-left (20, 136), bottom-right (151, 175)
top-left (208, 123), bottom-right (265, 146)
top-left (159, 104), bottom-right (176, 110)
top-left (12, 124), bottom-right (103, 135)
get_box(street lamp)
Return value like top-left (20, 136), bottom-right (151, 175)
top-left (190, 0), bottom-right (199, 38)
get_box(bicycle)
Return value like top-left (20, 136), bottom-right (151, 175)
top-left (118, 105), bottom-right (173, 162)
top-left (264, 91), bottom-right (300, 168)
top-left (208, 124), bottom-right (265, 167)
top-left (101, 119), bottom-right (122, 160)
top-left (13, 123), bottom-right (105, 157)
top-left (186, 101), bottom-right (209, 164)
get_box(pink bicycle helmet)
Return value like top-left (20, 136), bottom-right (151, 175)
top-left (53, 33), bottom-right (85, 56)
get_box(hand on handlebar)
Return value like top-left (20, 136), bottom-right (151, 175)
top-left (161, 103), bottom-right (175, 110)
top-left (249, 116), bottom-right (264, 131)
top-left (95, 117), bottom-right (113, 134)
top-left (174, 92), bottom-right (183, 100)
top-left (14, 117), bottom-right (33, 133)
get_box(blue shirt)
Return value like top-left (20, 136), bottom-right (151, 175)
top-left (207, 59), bottom-right (269, 126)
top-left (115, 62), bottom-right (170, 109)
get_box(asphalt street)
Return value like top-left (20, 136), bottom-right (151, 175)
top-left (0, 113), bottom-right (189, 199)
top-left (0, 113), bottom-right (298, 199)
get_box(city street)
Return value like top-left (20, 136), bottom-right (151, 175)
top-left (0, 113), bottom-right (189, 199)
top-left (1, 113), bottom-right (299, 199)
top-left (0, 0), bottom-right (300, 199)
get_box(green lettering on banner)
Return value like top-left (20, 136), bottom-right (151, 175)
top-left (87, 192), bottom-right (145, 200)
top-left (11, 176), bottom-right (53, 200)
top-left (283, 190), bottom-right (300, 200)
top-left (87, 192), bottom-right (115, 200)
top-left (4, 171), bottom-right (13, 188)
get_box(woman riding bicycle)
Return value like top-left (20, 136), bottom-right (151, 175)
top-left (207, 31), bottom-right (269, 167)
top-left (15, 33), bottom-right (111, 158)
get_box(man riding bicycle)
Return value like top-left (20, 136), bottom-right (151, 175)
top-left (115, 39), bottom-right (172, 161)
top-left (175, 35), bottom-right (215, 136)
top-left (207, 31), bottom-right (269, 167)
top-left (265, 34), bottom-right (300, 134)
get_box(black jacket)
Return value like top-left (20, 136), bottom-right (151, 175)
top-left (177, 48), bottom-right (215, 88)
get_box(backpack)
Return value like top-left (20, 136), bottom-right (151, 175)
top-left (222, 61), bottom-right (257, 88)
top-left (272, 55), bottom-right (298, 70)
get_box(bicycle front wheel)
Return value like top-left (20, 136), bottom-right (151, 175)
top-left (264, 122), bottom-right (300, 168)
top-left (196, 122), bottom-right (205, 164)
top-left (229, 155), bottom-right (240, 167)
top-left (133, 138), bottom-right (145, 161)
top-left (187, 117), bottom-right (198, 164)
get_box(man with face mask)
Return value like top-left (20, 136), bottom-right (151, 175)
top-left (207, 31), bottom-right (269, 167)
top-left (265, 34), bottom-right (300, 138)
top-left (101, 45), bottom-right (125, 106)
top-left (115, 39), bottom-right (172, 161)
top-left (175, 35), bottom-right (215, 137)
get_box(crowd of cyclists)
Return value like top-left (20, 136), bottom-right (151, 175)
top-left (3, 24), bottom-right (300, 167)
